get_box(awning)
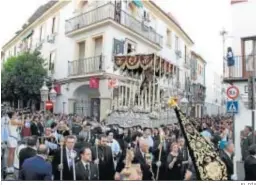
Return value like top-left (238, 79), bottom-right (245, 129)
top-left (22, 30), bottom-right (34, 41)
top-left (132, 0), bottom-right (143, 8)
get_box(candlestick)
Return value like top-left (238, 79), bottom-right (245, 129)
top-left (149, 81), bottom-right (152, 110)
top-left (152, 54), bottom-right (156, 108)
top-left (145, 88), bottom-right (147, 109)
top-left (129, 81), bottom-right (132, 107)
top-left (118, 86), bottom-right (121, 108)
top-left (158, 58), bottom-right (162, 107)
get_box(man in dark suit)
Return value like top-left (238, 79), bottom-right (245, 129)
top-left (52, 135), bottom-right (77, 180)
top-left (75, 147), bottom-right (99, 180)
top-left (151, 131), bottom-right (168, 180)
top-left (133, 138), bottom-right (153, 181)
top-left (242, 126), bottom-right (254, 161)
top-left (219, 141), bottom-right (235, 180)
top-left (79, 123), bottom-right (94, 146)
top-left (178, 138), bottom-right (189, 178)
top-left (91, 134), bottom-right (115, 180)
top-left (244, 144), bottom-right (256, 180)
top-left (19, 144), bottom-right (52, 180)
top-left (19, 136), bottom-right (37, 169)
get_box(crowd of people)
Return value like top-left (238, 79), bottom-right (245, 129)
top-left (1, 109), bottom-right (256, 181)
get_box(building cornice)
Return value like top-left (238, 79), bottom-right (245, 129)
top-left (2, 1), bottom-right (70, 51)
top-left (146, 0), bottom-right (194, 46)
top-left (191, 51), bottom-right (207, 64)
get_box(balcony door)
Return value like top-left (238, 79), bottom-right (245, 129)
top-left (94, 36), bottom-right (103, 71)
top-left (242, 37), bottom-right (256, 78)
top-left (94, 37), bottom-right (102, 56)
top-left (78, 41), bottom-right (85, 74)
top-left (78, 41), bottom-right (85, 59)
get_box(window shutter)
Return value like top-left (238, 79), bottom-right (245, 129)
top-left (54, 15), bottom-right (60, 34)
top-left (113, 38), bottom-right (124, 55)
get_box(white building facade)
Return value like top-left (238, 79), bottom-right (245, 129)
top-left (205, 72), bottom-right (225, 116)
top-left (2, 0), bottom-right (194, 121)
top-left (189, 51), bottom-right (207, 118)
top-left (222, 0), bottom-right (256, 163)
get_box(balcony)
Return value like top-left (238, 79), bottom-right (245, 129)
top-left (68, 55), bottom-right (105, 77)
top-left (65, 3), bottom-right (163, 47)
top-left (223, 55), bottom-right (256, 83)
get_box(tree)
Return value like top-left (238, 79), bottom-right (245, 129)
top-left (1, 50), bottom-right (47, 107)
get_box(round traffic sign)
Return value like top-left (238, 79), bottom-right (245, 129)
top-left (226, 86), bottom-right (239, 99)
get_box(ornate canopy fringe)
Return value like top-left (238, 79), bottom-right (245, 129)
top-left (114, 54), bottom-right (176, 74)
top-left (168, 97), bottom-right (228, 180)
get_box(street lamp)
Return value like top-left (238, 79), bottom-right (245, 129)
top-left (40, 81), bottom-right (49, 111)
top-left (49, 84), bottom-right (57, 113)
top-left (49, 84), bottom-right (57, 102)
top-left (180, 97), bottom-right (189, 115)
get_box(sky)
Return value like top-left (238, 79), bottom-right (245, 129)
top-left (0, 0), bottom-right (232, 94)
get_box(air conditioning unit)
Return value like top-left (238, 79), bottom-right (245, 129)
top-left (175, 50), bottom-right (182, 58)
top-left (47, 34), bottom-right (55, 44)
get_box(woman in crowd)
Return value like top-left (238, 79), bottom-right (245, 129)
top-left (21, 116), bottom-right (31, 138)
top-left (57, 120), bottom-right (70, 137)
top-left (6, 112), bottom-right (23, 173)
top-left (166, 142), bottom-right (183, 180)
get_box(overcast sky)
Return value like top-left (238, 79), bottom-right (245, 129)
top-left (0, 0), bottom-right (232, 86)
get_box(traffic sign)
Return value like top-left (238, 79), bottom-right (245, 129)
top-left (226, 85), bottom-right (240, 99)
top-left (226, 101), bottom-right (239, 114)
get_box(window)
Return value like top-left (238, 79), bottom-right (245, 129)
top-left (127, 43), bottom-right (136, 54)
top-left (28, 36), bottom-right (33, 49)
top-left (143, 10), bottom-right (147, 20)
top-left (14, 46), bottom-right (16, 56)
top-left (125, 39), bottom-right (136, 54)
top-left (166, 29), bottom-right (172, 47)
top-left (94, 36), bottom-right (103, 56)
top-left (244, 38), bottom-right (256, 72)
top-left (184, 45), bottom-right (187, 63)
top-left (39, 26), bottom-right (43, 41)
top-left (49, 51), bottom-right (56, 71)
top-left (175, 35), bottom-right (180, 51)
top-left (51, 17), bottom-right (56, 34)
top-left (143, 10), bottom-right (150, 21)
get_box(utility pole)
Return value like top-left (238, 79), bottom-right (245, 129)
top-left (220, 28), bottom-right (228, 78)
top-left (248, 76), bottom-right (255, 144)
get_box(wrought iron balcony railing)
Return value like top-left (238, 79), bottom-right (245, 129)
top-left (223, 55), bottom-right (256, 80)
top-left (65, 3), bottom-right (163, 46)
top-left (68, 55), bottom-right (105, 77)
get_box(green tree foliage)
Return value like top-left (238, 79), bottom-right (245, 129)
top-left (1, 50), bottom-right (47, 103)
